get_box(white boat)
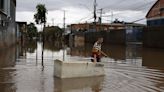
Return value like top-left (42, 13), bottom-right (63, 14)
top-left (54, 59), bottom-right (105, 78)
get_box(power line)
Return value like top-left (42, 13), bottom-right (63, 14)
top-left (131, 18), bottom-right (146, 23)
top-left (100, 0), bottom-right (155, 13)
top-left (127, 0), bottom-right (155, 11)
top-left (70, 0), bottom-right (156, 24)
top-left (97, 0), bottom-right (156, 24)
top-left (75, 12), bottom-right (93, 23)
top-left (79, 4), bottom-right (92, 12)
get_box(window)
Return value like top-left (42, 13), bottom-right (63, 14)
top-left (0, 0), bottom-right (4, 11)
top-left (160, 8), bottom-right (164, 12)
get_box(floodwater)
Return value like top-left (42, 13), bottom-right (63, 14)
top-left (0, 40), bottom-right (164, 92)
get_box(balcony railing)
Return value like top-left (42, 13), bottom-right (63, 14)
top-left (0, 10), bottom-right (8, 28)
top-left (0, 9), bottom-right (7, 16)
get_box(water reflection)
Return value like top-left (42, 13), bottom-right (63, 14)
top-left (54, 76), bottom-right (104, 92)
top-left (67, 41), bottom-right (164, 91)
top-left (143, 48), bottom-right (164, 69)
top-left (0, 40), bottom-right (164, 92)
top-left (68, 43), bottom-right (92, 57)
top-left (0, 46), bottom-right (17, 92)
top-left (126, 44), bottom-right (142, 59)
top-left (44, 41), bottom-right (63, 52)
top-left (26, 40), bottom-right (37, 53)
top-left (68, 43), bottom-right (142, 61)
top-left (16, 40), bottom-right (37, 60)
top-left (103, 44), bottom-right (126, 61)
top-left (0, 47), bottom-right (16, 68)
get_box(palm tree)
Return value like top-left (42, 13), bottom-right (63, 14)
top-left (34, 4), bottom-right (47, 25)
top-left (34, 4), bottom-right (47, 67)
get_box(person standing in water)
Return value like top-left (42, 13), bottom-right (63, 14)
top-left (91, 37), bottom-right (107, 63)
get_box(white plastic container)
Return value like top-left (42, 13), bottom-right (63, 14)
top-left (54, 59), bottom-right (105, 78)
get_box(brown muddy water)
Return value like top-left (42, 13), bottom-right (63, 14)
top-left (0, 41), bottom-right (164, 92)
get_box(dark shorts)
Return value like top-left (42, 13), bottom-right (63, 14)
top-left (91, 54), bottom-right (101, 62)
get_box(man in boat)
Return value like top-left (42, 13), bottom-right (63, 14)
top-left (91, 37), bottom-right (108, 63)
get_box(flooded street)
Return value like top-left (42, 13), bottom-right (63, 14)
top-left (0, 41), bottom-right (164, 92)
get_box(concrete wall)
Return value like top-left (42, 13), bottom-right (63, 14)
top-left (0, 0), bottom-right (16, 49)
top-left (126, 28), bottom-right (143, 42)
top-left (85, 30), bottom-right (126, 45)
top-left (74, 35), bottom-right (85, 47)
top-left (0, 45), bottom-right (17, 91)
top-left (0, 45), bottom-right (16, 68)
top-left (143, 26), bottom-right (164, 48)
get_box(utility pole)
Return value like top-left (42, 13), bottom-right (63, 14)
top-left (52, 18), bottom-right (54, 26)
top-left (100, 8), bottom-right (103, 23)
top-left (94, 0), bottom-right (97, 23)
top-left (111, 11), bottom-right (113, 23)
top-left (110, 11), bottom-right (113, 30)
top-left (63, 10), bottom-right (66, 61)
top-left (100, 8), bottom-right (103, 31)
top-left (63, 10), bottom-right (66, 33)
top-left (93, 0), bottom-right (97, 31)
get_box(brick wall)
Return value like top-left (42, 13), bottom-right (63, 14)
top-left (147, 0), bottom-right (164, 19)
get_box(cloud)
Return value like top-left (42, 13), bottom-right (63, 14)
top-left (16, 0), bottom-right (156, 12)
top-left (16, 11), bottom-right (35, 22)
top-left (16, 0), bottom-right (157, 27)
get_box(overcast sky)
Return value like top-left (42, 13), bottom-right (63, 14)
top-left (16, 0), bottom-right (157, 29)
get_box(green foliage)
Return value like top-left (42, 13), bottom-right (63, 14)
top-left (26, 40), bottom-right (37, 53)
top-left (44, 26), bottom-right (64, 41)
top-left (34, 4), bottom-right (47, 25)
top-left (27, 23), bottom-right (38, 39)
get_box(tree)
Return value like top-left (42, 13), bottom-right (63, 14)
top-left (34, 4), bottom-right (47, 67)
top-left (27, 23), bottom-right (38, 39)
top-left (44, 26), bottom-right (63, 41)
top-left (34, 4), bottom-right (47, 24)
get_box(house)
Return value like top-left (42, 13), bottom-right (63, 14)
top-left (69, 22), bottom-right (145, 45)
top-left (70, 22), bottom-right (125, 33)
top-left (0, 0), bottom-right (16, 49)
top-left (44, 26), bottom-right (63, 41)
top-left (16, 22), bottom-right (27, 44)
top-left (143, 0), bottom-right (164, 48)
top-left (146, 0), bottom-right (164, 26)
